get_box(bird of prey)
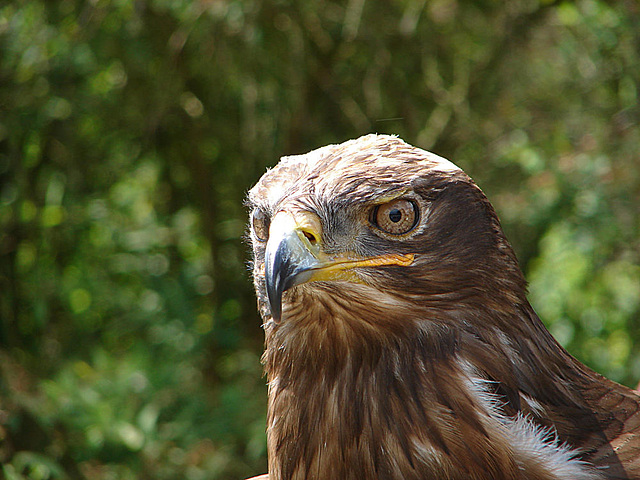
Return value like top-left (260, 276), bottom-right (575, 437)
top-left (246, 134), bottom-right (640, 480)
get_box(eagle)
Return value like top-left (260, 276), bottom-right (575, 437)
top-left (245, 134), bottom-right (640, 480)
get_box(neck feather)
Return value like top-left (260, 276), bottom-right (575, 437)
top-left (262, 285), bottom-right (603, 480)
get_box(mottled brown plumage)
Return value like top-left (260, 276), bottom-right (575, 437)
top-left (246, 134), bottom-right (640, 480)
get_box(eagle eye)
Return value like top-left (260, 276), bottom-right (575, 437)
top-left (251, 208), bottom-right (270, 242)
top-left (371, 199), bottom-right (418, 235)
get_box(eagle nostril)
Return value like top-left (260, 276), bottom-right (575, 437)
top-left (302, 230), bottom-right (318, 245)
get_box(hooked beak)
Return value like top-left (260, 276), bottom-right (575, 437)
top-left (263, 211), bottom-right (414, 321)
top-left (264, 213), bottom-right (318, 321)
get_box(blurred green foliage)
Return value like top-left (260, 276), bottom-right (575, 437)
top-left (0, 0), bottom-right (638, 478)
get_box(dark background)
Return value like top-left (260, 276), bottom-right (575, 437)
top-left (1, 1), bottom-right (639, 478)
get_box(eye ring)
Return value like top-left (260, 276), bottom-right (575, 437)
top-left (371, 199), bottom-right (419, 235)
top-left (251, 208), bottom-right (270, 242)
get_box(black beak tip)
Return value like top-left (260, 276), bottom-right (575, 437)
top-left (265, 242), bottom-right (289, 322)
top-left (266, 277), bottom-right (283, 322)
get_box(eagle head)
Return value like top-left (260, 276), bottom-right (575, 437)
top-left (248, 134), bottom-right (525, 331)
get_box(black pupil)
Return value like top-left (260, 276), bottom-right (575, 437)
top-left (389, 208), bottom-right (402, 223)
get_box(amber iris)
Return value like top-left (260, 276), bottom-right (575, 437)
top-left (251, 208), bottom-right (270, 241)
top-left (372, 199), bottom-right (418, 235)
